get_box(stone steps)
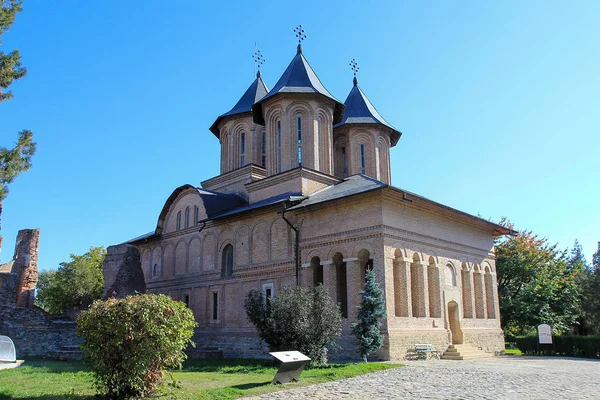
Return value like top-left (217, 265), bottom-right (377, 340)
top-left (47, 345), bottom-right (82, 361)
top-left (442, 344), bottom-right (493, 360)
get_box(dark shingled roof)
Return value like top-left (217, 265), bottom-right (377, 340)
top-left (253, 45), bottom-right (345, 125)
top-left (334, 78), bottom-right (402, 146)
top-left (287, 174), bottom-right (386, 210)
top-left (209, 71), bottom-right (269, 137)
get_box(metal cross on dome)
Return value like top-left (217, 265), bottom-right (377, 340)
top-left (253, 49), bottom-right (265, 71)
top-left (294, 25), bottom-right (306, 44)
top-left (350, 58), bottom-right (359, 77)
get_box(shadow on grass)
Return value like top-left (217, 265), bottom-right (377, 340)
top-left (9, 359), bottom-right (90, 374)
top-left (230, 381), bottom-right (272, 390)
top-left (180, 358), bottom-right (277, 374)
top-left (0, 394), bottom-right (94, 400)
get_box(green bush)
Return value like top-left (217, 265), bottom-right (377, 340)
top-left (513, 335), bottom-right (600, 358)
top-left (76, 294), bottom-right (197, 399)
top-left (244, 284), bottom-right (342, 365)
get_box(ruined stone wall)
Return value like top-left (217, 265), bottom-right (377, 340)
top-left (0, 229), bottom-right (40, 308)
top-left (0, 306), bottom-right (81, 358)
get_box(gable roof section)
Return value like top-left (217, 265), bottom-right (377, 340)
top-left (154, 184), bottom-right (246, 235)
top-left (209, 72), bottom-right (269, 138)
top-left (334, 78), bottom-right (402, 146)
top-left (253, 45), bottom-right (345, 125)
top-left (288, 174), bottom-right (515, 237)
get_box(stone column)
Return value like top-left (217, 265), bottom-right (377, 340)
top-left (393, 257), bottom-right (412, 317)
top-left (323, 261), bottom-right (337, 303)
top-left (346, 259), bottom-right (362, 323)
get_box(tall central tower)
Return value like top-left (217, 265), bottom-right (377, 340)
top-left (252, 32), bottom-right (345, 177)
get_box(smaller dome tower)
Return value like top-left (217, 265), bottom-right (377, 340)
top-left (210, 71), bottom-right (269, 174)
top-left (333, 61), bottom-right (402, 184)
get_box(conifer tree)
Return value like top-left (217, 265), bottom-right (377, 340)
top-left (352, 268), bottom-right (386, 362)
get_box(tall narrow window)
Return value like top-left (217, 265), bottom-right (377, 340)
top-left (176, 211), bottom-right (182, 231)
top-left (153, 263), bottom-right (159, 277)
top-left (277, 120), bottom-right (282, 173)
top-left (212, 292), bottom-right (219, 320)
top-left (375, 146), bottom-right (381, 180)
top-left (342, 147), bottom-right (347, 177)
top-left (183, 293), bottom-right (190, 308)
top-left (185, 206), bottom-right (190, 228)
top-left (240, 132), bottom-right (245, 167)
top-left (316, 120), bottom-right (322, 170)
top-left (360, 144), bottom-right (366, 174)
top-left (297, 116), bottom-right (302, 166)
top-left (222, 244), bottom-right (233, 277)
top-left (261, 131), bottom-right (266, 167)
top-left (194, 206), bottom-right (199, 226)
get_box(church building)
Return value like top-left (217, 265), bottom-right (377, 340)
top-left (128, 34), bottom-right (512, 360)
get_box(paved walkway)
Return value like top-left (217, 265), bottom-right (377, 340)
top-left (246, 356), bottom-right (600, 399)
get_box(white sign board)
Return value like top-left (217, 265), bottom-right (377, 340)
top-left (269, 351), bottom-right (311, 363)
top-left (537, 324), bottom-right (553, 344)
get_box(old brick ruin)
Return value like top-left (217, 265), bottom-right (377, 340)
top-left (0, 229), bottom-right (80, 359)
top-left (102, 244), bottom-right (146, 299)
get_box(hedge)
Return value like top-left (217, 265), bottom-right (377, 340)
top-left (511, 335), bottom-right (600, 359)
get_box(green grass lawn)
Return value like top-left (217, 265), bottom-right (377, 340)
top-left (0, 358), bottom-right (403, 400)
top-left (504, 348), bottom-right (523, 356)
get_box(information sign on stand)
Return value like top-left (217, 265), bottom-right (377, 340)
top-left (537, 324), bottom-right (553, 344)
top-left (269, 351), bottom-right (311, 384)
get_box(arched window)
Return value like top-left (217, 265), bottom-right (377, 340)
top-left (176, 211), bottom-right (182, 231)
top-left (316, 119), bottom-right (322, 170)
top-left (360, 144), bottom-right (366, 174)
top-left (375, 145), bottom-right (381, 180)
top-left (277, 120), bottom-right (282, 173)
top-left (297, 116), bottom-right (303, 166)
top-left (240, 132), bottom-right (246, 167)
top-left (221, 244), bottom-right (233, 277)
top-left (261, 131), bottom-right (266, 167)
top-left (185, 207), bottom-right (190, 229)
top-left (153, 263), bottom-right (159, 277)
top-left (194, 206), bottom-right (199, 226)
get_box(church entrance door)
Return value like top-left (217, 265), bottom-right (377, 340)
top-left (448, 301), bottom-right (463, 344)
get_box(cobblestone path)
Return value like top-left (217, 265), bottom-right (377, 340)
top-left (246, 356), bottom-right (600, 399)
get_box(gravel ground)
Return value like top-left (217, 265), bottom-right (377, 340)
top-left (245, 356), bottom-right (600, 399)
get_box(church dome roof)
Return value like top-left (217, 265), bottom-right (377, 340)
top-left (253, 45), bottom-right (345, 125)
top-left (334, 77), bottom-right (402, 146)
top-left (209, 71), bottom-right (269, 138)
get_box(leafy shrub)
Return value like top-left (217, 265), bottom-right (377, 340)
top-left (352, 269), bottom-right (386, 362)
top-left (77, 294), bottom-right (197, 399)
top-left (244, 284), bottom-right (342, 365)
top-left (513, 335), bottom-right (600, 358)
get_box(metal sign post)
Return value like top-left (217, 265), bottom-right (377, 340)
top-left (269, 351), bottom-right (311, 384)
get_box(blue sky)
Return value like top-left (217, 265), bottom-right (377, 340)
top-left (1, 0), bottom-right (599, 270)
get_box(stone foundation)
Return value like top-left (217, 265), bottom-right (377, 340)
top-left (462, 329), bottom-right (505, 354)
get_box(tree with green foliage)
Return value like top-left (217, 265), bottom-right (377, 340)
top-left (77, 294), bottom-right (197, 399)
top-left (244, 284), bottom-right (342, 365)
top-left (36, 246), bottom-right (106, 314)
top-left (495, 221), bottom-right (583, 335)
top-left (352, 268), bottom-right (386, 362)
top-left (1, 0), bottom-right (36, 230)
top-left (579, 242), bottom-right (600, 334)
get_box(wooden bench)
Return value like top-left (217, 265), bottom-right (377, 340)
top-left (414, 343), bottom-right (440, 360)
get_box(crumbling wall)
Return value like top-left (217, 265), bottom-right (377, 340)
top-left (0, 229), bottom-right (40, 308)
top-left (103, 244), bottom-right (146, 299)
top-left (0, 228), bottom-right (80, 359)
